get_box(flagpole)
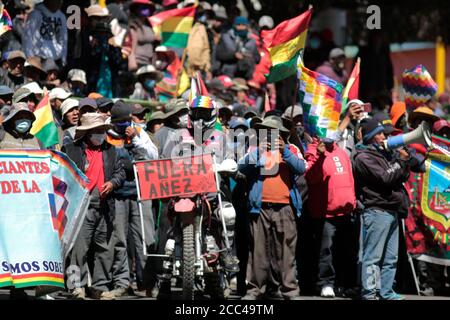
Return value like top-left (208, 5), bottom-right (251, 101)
top-left (176, 48), bottom-right (188, 96)
top-left (290, 4), bottom-right (312, 121)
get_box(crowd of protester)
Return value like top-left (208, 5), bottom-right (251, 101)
top-left (0, 0), bottom-right (450, 300)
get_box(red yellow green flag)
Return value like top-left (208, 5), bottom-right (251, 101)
top-left (341, 57), bottom-right (361, 115)
top-left (262, 8), bottom-right (312, 83)
top-left (149, 6), bottom-right (196, 48)
top-left (30, 93), bottom-right (59, 148)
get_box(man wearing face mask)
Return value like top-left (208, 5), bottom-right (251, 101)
top-left (316, 48), bottom-right (348, 85)
top-left (100, 101), bottom-right (157, 299)
top-left (62, 113), bottom-right (126, 299)
top-left (0, 102), bottom-right (41, 149)
top-left (216, 16), bottom-right (260, 80)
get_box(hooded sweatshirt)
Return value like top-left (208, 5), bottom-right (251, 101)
top-left (22, 3), bottom-right (68, 64)
top-left (305, 139), bottom-right (356, 218)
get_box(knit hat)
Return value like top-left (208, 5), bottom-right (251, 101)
top-left (360, 118), bottom-right (385, 144)
top-left (233, 16), bottom-right (249, 26)
top-left (390, 101), bottom-right (406, 127)
top-left (373, 112), bottom-right (395, 135)
top-left (401, 64), bottom-right (438, 111)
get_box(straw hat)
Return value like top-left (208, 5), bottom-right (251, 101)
top-left (74, 113), bottom-right (113, 140)
top-left (254, 115), bottom-right (289, 133)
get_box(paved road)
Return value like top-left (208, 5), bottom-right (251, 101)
top-left (1, 288), bottom-right (449, 300)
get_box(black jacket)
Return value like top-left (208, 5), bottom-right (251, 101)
top-left (62, 141), bottom-right (126, 220)
top-left (353, 144), bottom-right (410, 216)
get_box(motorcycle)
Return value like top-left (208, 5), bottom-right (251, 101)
top-left (160, 155), bottom-right (238, 300)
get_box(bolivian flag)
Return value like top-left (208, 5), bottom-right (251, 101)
top-left (262, 8), bottom-right (312, 83)
top-left (341, 57), bottom-right (361, 115)
top-left (149, 6), bottom-right (196, 48)
top-left (30, 93), bottom-right (59, 148)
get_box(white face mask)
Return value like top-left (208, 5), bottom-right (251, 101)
top-left (178, 114), bottom-right (189, 128)
top-left (88, 133), bottom-right (106, 146)
top-left (133, 122), bottom-right (147, 131)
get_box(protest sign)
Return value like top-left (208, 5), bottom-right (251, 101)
top-left (135, 154), bottom-right (217, 200)
top-left (0, 150), bottom-right (89, 288)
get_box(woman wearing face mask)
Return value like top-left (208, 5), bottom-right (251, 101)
top-left (131, 65), bottom-right (163, 101)
top-left (0, 102), bottom-right (42, 149)
top-left (62, 113), bottom-right (126, 300)
top-left (128, 0), bottom-right (157, 72)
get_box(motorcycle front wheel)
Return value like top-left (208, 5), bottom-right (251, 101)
top-left (182, 223), bottom-right (195, 300)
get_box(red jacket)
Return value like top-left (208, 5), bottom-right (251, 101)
top-left (305, 139), bottom-right (356, 218)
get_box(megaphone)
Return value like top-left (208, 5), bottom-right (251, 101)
top-left (384, 121), bottom-right (432, 150)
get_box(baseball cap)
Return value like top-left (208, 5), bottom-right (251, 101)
top-left (329, 48), bottom-right (345, 59)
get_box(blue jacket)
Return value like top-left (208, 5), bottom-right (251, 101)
top-left (238, 145), bottom-right (306, 217)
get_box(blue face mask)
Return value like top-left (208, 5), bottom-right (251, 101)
top-left (15, 119), bottom-right (32, 133)
top-left (115, 121), bottom-right (131, 135)
top-left (144, 79), bottom-right (156, 90)
top-left (234, 29), bottom-right (248, 38)
top-left (198, 15), bottom-right (207, 23)
top-left (310, 38), bottom-right (321, 50)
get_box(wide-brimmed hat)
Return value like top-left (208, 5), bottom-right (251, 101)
top-left (74, 113), bottom-right (113, 140)
top-left (2, 102), bottom-right (35, 124)
top-left (68, 69), bottom-right (87, 85)
top-left (85, 4), bottom-right (110, 17)
top-left (7, 50), bottom-right (25, 61)
top-left (231, 78), bottom-right (249, 91)
top-left (132, 103), bottom-right (151, 115)
top-left (254, 115), bottom-right (289, 133)
top-left (0, 85), bottom-right (13, 97)
top-left (42, 58), bottom-right (59, 73)
top-left (24, 56), bottom-right (47, 79)
top-left (61, 98), bottom-right (79, 117)
top-left (163, 98), bottom-right (189, 119)
top-left (408, 106), bottom-right (440, 125)
top-left (12, 87), bottom-right (33, 103)
top-left (148, 111), bottom-right (165, 123)
top-left (282, 105), bottom-right (303, 120)
top-left (49, 87), bottom-right (71, 100)
top-left (136, 65), bottom-right (163, 81)
top-left (22, 82), bottom-right (43, 95)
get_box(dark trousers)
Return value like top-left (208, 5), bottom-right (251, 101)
top-left (313, 215), bottom-right (357, 290)
top-left (246, 203), bottom-right (299, 298)
top-left (69, 206), bottom-right (114, 291)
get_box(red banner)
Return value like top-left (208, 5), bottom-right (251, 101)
top-left (135, 154), bottom-right (217, 200)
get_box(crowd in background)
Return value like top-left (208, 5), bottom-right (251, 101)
top-left (0, 0), bottom-right (450, 300)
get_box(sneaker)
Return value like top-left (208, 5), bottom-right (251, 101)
top-left (71, 288), bottom-right (86, 300)
top-left (381, 293), bottom-right (405, 300)
top-left (264, 291), bottom-right (283, 300)
top-left (320, 286), bottom-right (335, 298)
top-left (241, 293), bottom-right (259, 300)
top-left (100, 287), bottom-right (127, 300)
